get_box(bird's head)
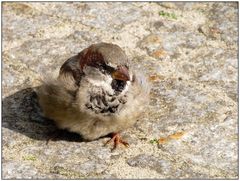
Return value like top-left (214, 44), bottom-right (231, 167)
top-left (78, 43), bottom-right (132, 92)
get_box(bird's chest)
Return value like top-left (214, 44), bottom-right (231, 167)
top-left (84, 85), bottom-right (128, 115)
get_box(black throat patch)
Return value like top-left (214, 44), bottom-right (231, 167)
top-left (111, 79), bottom-right (127, 93)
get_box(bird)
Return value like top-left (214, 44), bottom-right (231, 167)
top-left (36, 42), bottom-right (150, 150)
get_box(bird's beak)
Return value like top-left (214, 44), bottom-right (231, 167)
top-left (111, 66), bottom-right (130, 81)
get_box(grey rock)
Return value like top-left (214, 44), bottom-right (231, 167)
top-left (3, 161), bottom-right (38, 179)
top-left (127, 154), bottom-right (172, 174)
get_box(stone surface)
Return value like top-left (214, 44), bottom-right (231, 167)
top-left (2, 2), bottom-right (238, 179)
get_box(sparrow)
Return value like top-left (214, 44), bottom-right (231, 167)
top-left (37, 42), bottom-right (150, 149)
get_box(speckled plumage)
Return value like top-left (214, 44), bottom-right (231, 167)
top-left (37, 43), bottom-right (150, 141)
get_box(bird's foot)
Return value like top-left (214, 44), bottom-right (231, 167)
top-left (104, 133), bottom-right (129, 151)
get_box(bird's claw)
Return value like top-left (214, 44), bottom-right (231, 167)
top-left (104, 133), bottom-right (129, 151)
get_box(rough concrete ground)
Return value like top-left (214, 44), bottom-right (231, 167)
top-left (2, 2), bottom-right (238, 179)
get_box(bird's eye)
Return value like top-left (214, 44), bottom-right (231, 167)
top-left (96, 63), bottom-right (115, 75)
top-left (98, 64), bottom-right (106, 73)
top-left (105, 65), bottom-right (115, 74)
top-left (94, 62), bottom-right (107, 74)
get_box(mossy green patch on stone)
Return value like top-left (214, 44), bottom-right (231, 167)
top-left (149, 139), bottom-right (158, 144)
top-left (23, 155), bottom-right (37, 161)
top-left (159, 10), bottom-right (177, 20)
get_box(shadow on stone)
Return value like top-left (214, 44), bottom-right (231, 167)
top-left (2, 87), bottom-right (84, 142)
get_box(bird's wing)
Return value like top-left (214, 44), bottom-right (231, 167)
top-left (58, 47), bottom-right (104, 87)
top-left (58, 55), bottom-right (83, 86)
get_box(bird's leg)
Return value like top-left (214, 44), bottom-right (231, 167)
top-left (104, 132), bottom-right (129, 151)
